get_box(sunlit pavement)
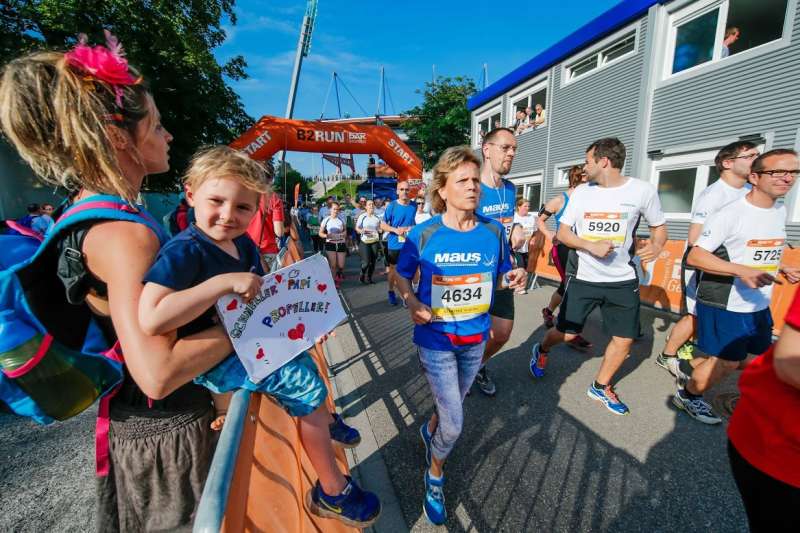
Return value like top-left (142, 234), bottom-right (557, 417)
top-left (327, 252), bottom-right (746, 533)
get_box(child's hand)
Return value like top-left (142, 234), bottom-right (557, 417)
top-left (228, 272), bottom-right (263, 302)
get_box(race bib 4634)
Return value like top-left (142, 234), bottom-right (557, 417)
top-left (430, 272), bottom-right (492, 322)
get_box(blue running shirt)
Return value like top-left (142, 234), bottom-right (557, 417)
top-left (478, 179), bottom-right (516, 240)
top-left (396, 215), bottom-right (512, 350)
top-left (383, 200), bottom-right (417, 250)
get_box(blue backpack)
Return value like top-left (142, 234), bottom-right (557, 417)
top-left (0, 195), bottom-right (168, 428)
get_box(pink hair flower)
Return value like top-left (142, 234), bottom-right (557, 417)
top-left (65, 31), bottom-right (140, 106)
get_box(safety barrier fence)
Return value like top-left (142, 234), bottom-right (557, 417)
top-left (529, 237), bottom-right (799, 334)
top-left (194, 226), bottom-right (356, 533)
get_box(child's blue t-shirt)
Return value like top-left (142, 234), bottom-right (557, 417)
top-left (383, 200), bottom-right (417, 250)
top-left (143, 224), bottom-right (264, 338)
top-left (478, 179), bottom-right (516, 240)
top-left (396, 215), bottom-right (512, 350)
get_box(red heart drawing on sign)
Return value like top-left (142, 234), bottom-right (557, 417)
top-left (287, 324), bottom-right (304, 340)
top-left (226, 299), bottom-right (238, 311)
top-left (316, 283), bottom-right (327, 293)
top-left (275, 274), bottom-right (283, 283)
top-left (256, 347), bottom-right (265, 360)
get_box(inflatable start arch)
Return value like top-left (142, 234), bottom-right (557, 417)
top-left (231, 116), bottom-right (423, 183)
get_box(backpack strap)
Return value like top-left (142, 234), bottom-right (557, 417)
top-left (52, 195), bottom-right (168, 245)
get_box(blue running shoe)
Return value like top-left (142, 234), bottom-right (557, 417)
top-left (330, 413), bottom-right (361, 449)
top-left (587, 383), bottom-right (629, 415)
top-left (530, 343), bottom-right (548, 378)
top-left (423, 470), bottom-right (446, 525)
top-left (388, 290), bottom-right (398, 306)
top-left (420, 422), bottom-right (432, 466)
top-left (306, 475), bottom-right (381, 528)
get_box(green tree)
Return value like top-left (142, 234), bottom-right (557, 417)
top-left (0, 0), bottom-right (253, 191)
top-left (402, 76), bottom-right (477, 170)
top-left (272, 161), bottom-right (312, 203)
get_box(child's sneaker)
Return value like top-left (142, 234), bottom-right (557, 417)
top-left (306, 476), bottom-right (381, 528)
top-left (329, 413), bottom-right (361, 448)
top-left (423, 470), bottom-right (446, 525)
top-left (420, 422), bottom-right (433, 466)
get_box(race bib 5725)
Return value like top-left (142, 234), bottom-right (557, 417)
top-left (745, 239), bottom-right (784, 273)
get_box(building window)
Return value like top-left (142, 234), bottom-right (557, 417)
top-left (511, 175), bottom-right (543, 210)
top-left (473, 106), bottom-right (502, 146)
top-left (554, 161), bottom-right (585, 188)
top-left (652, 150), bottom-right (733, 218)
top-left (668, 0), bottom-right (789, 76)
top-left (508, 80), bottom-right (547, 134)
top-left (564, 29), bottom-right (638, 83)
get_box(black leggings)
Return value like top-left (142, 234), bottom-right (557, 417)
top-left (728, 439), bottom-right (800, 532)
top-left (359, 241), bottom-right (380, 279)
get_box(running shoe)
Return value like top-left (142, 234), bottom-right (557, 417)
top-left (474, 367), bottom-right (496, 396)
top-left (672, 389), bottom-right (722, 425)
top-left (677, 341), bottom-right (696, 360)
top-left (329, 413), bottom-right (361, 449)
top-left (530, 343), bottom-right (548, 378)
top-left (423, 470), bottom-right (446, 525)
top-left (388, 291), bottom-right (398, 306)
top-left (306, 476), bottom-right (381, 528)
top-left (420, 422), bottom-right (432, 467)
top-left (567, 335), bottom-right (592, 351)
top-left (542, 307), bottom-right (555, 329)
top-left (655, 354), bottom-right (690, 385)
top-left (587, 383), bottom-right (629, 415)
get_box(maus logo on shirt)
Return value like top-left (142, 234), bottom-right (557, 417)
top-left (434, 252), bottom-right (482, 266)
top-left (481, 204), bottom-right (510, 214)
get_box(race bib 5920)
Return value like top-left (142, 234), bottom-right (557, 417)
top-left (581, 212), bottom-right (628, 246)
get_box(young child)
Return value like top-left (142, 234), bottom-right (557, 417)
top-left (138, 146), bottom-right (381, 527)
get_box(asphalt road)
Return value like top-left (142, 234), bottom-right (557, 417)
top-left (335, 257), bottom-right (748, 533)
top-left (0, 250), bottom-right (748, 532)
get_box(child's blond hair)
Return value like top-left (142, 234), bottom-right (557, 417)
top-left (184, 145), bottom-right (270, 194)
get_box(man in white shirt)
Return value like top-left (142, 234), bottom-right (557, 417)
top-left (530, 138), bottom-right (668, 415)
top-left (675, 149), bottom-right (800, 424)
top-left (657, 141), bottom-right (759, 380)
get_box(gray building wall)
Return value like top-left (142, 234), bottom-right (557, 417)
top-left (648, 4), bottom-right (800, 240)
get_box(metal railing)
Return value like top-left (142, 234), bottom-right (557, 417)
top-left (193, 389), bottom-right (252, 533)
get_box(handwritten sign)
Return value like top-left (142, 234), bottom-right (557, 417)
top-left (216, 253), bottom-right (347, 383)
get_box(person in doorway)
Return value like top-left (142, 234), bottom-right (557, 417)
top-left (537, 164), bottom-right (593, 350)
top-left (675, 149), bottom-right (800, 424)
top-left (533, 103), bottom-right (546, 128)
top-left (657, 141), bottom-right (759, 381)
top-left (473, 127), bottom-right (518, 396)
top-left (394, 146), bottom-right (525, 525)
top-left (530, 138), bottom-right (667, 415)
top-left (721, 26), bottom-right (740, 58)
top-left (380, 181), bottom-right (417, 306)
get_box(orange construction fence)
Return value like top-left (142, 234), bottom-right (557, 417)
top-left (530, 237), bottom-right (800, 334)
top-left (220, 226), bottom-right (357, 533)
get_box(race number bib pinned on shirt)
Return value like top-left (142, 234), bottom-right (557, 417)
top-left (746, 239), bottom-right (784, 273)
top-left (582, 212), bottom-right (628, 247)
top-left (362, 230), bottom-right (379, 244)
top-left (430, 273), bottom-right (492, 322)
top-left (499, 217), bottom-right (514, 239)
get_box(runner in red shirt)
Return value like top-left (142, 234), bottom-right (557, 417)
top-left (247, 191), bottom-right (285, 271)
top-left (728, 288), bottom-right (800, 531)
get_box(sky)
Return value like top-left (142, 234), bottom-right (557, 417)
top-left (215, 0), bottom-right (621, 177)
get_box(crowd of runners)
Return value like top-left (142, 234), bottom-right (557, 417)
top-left (1, 33), bottom-right (799, 532)
top-left (338, 127), bottom-right (799, 528)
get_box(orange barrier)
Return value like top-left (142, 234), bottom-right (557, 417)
top-left (220, 229), bottom-right (357, 533)
top-left (533, 237), bottom-right (800, 334)
top-left (230, 116), bottom-right (422, 184)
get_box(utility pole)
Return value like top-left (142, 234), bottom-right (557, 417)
top-left (281, 0), bottom-right (318, 175)
top-left (376, 66), bottom-right (384, 116)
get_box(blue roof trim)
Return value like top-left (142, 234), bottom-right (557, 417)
top-left (467, 0), bottom-right (663, 111)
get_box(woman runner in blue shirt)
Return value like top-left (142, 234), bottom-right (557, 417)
top-left (395, 146), bottom-right (526, 525)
